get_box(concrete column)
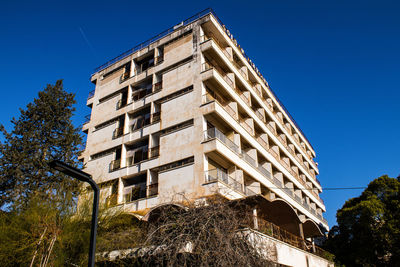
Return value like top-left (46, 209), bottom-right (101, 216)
top-left (253, 208), bottom-right (258, 230)
top-left (120, 144), bottom-right (127, 168)
top-left (124, 113), bottom-right (129, 134)
top-left (299, 222), bottom-right (304, 239)
top-left (117, 178), bottom-right (124, 204)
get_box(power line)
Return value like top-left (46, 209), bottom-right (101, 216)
top-left (267, 187), bottom-right (366, 191)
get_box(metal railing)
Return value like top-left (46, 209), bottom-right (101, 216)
top-left (83, 114), bottom-right (91, 125)
top-left (87, 90), bottom-right (95, 100)
top-left (149, 146), bottom-right (160, 158)
top-left (205, 168), bottom-right (257, 197)
top-left (112, 127), bottom-right (124, 139)
top-left (151, 112), bottom-right (161, 124)
top-left (248, 218), bottom-right (333, 261)
top-left (119, 71), bottom-right (130, 83)
top-left (116, 99), bottom-right (128, 110)
top-left (132, 85), bottom-right (153, 102)
top-left (203, 128), bottom-right (327, 220)
top-left (109, 159), bottom-right (121, 172)
top-left (256, 136), bottom-right (269, 150)
top-left (124, 184), bottom-right (147, 203)
top-left (153, 81), bottom-right (162, 92)
top-left (147, 183), bottom-right (158, 197)
top-left (94, 8), bottom-right (214, 73)
top-left (204, 127), bottom-right (241, 154)
top-left (155, 55), bottom-right (164, 65)
top-left (240, 119), bottom-right (254, 136)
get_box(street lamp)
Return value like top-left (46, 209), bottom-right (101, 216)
top-left (49, 160), bottom-right (99, 267)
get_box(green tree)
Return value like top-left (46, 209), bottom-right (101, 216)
top-left (325, 175), bottom-right (400, 266)
top-left (0, 80), bottom-right (84, 266)
top-left (0, 80), bottom-right (83, 209)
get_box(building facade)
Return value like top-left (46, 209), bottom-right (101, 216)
top-left (80, 9), bottom-right (332, 266)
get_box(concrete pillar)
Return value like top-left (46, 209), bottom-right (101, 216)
top-left (299, 222), bottom-right (304, 239)
top-left (121, 144), bottom-right (127, 168)
top-left (117, 178), bottom-right (124, 204)
top-left (253, 208), bottom-right (258, 230)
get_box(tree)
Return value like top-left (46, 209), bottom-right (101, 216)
top-left (0, 79), bottom-right (83, 209)
top-left (324, 175), bottom-right (400, 266)
top-left (98, 199), bottom-right (276, 267)
top-left (0, 80), bottom-right (84, 266)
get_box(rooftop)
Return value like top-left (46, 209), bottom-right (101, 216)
top-left (92, 8), bottom-right (315, 152)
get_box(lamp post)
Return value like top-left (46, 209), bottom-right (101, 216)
top-left (49, 160), bottom-right (99, 267)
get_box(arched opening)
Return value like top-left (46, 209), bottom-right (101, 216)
top-left (302, 219), bottom-right (324, 238)
top-left (257, 198), bottom-right (302, 236)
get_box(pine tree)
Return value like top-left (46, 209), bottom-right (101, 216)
top-left (0, 80), bottom-right (83, 209)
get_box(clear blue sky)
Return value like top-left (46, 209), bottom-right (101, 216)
top-left (1, 0), bottom-right (399, 227)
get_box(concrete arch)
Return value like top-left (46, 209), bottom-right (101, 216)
top-left (302, 219), bottom-right (324, 238)
top-left (141, 203), bottom-right (187, 222)
top-left (257, 197), bottom-right (302, 236)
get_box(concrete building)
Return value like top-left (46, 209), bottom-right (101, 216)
top-left (80, 9), bottom-right (332, 266)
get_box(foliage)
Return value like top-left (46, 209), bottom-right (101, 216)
top-left (0, 80), bottom-right (83, 209)
top-left (324, 175), bottom-right (400, 266)
top-left (98, 199), bottom-right (276, 267)
top-left (0, 80), bottom-right (85, 266)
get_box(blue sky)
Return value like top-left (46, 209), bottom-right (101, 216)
top-left (0, 0), bottom-right (399, 227)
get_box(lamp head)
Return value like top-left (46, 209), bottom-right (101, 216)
top-left (49, 160), bottom-right (92, 183)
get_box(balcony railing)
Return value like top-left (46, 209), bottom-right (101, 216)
top-left (203, 128), bottom-right (326, 220)
top-left (203, 56), bottom-right (319, 181)
top-left (120, 71), bottom-right (130, 83)
top-left (240, 119), bottom-right (254, 136)
top-left (109, 159), bottom-right (121, 172)
top-left (112, 127), bottom-right (124, 139)
top-left (126, 146), bottom-right (160, 167)
top-left (256, 136), bottom-right (269, 150)
top-left (239, 93), bottom-right (251, 106)
top-left (204, 95), bottom-right (324, 206)
top-left (255, 110), bottom-right (266, 123)
top-left (147, 183), bottom-right (158, 197)
top-left (124, 184), bottom-right (147, 203)
top-left (205, 168), bottom-right (256, 197)
top-left (83, 114), bottom-right (91, 125)
top-left (116, 99), bottom-right (128, 110)
top-left (204, 127), bottom-right (241, 155)
top-left (155, 55), bottom-right (164, 65)
top-left (149, 146), bottom-right (160, 158)
top-left (135, 59), bottom-right (155, 75)
top-left (153, 81), bottom-right (162, 92)
top-left (151, 112), bottom-right (161, 124)
top-left (132, 85), bottom-right (153, 102)
top-left (87, 90), bottom-right (95, 100)
top-left (250, 218), bottom-right (333, 260)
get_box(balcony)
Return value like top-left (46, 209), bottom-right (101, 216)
top-left (147, 183), bottom-right (158, 197)
top-left (123, 183), bottom-right (147, 203)
top-left (132, 84), bottom-right (153, 102)
top-left (202, 34), bottom-right (320, 179)
top-left (151, 112), bottom-right (161, 124)
top-left (120, 71), bottom-right (130, 83)
top-left (112, 127), bottom-right (124, 139)
top-left (249, 217), bottom-right (333, 261)
top-left (126, 146), bottom-right (160, 167)
top-left (155, 55), bottom-right (164, 65)
top-left (135, 58), bottom-right (154, 76)
top-left (202, 74), bottom-right (324, 208)
top-left (87, 90), bottom-right (95, 100)
top-left (83, 114), bottom-right (91, 125)
top-left (204, 127), bottom-right (326, 222)
top-left (109, 159), bottom-right (121, 172)
top-left (205, 168), bottom-right (256, 197)
top-left (153, 81), bottom-right (162, 92)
